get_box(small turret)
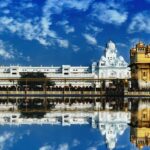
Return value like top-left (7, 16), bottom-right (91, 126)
top-left (145, 45), bottom-right (150, 53)
top-left (136, 41), bottom-right (145, 52)
top-left (130, 47), bottom-right (136, 56)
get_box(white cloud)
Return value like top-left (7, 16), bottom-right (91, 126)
top-left (128, 11), bottom-right (150, 33)
top-left (0, 0), bottom-right (11, 8)
top-left (72, 45), bottom-right (80, 52)
top-left (0, 40), bottom-right (31, 61)
top-left (0, 130), bottom-right (32, 150)
top-left (91, 1), bottom-right (128, 25)
top-left (83, 33), bottom-right (97, 45)
top-left (57, 20), bottom-right (75, 34)
top-left (0, 1), bottom-right (68, 48)
top-left (86, 25), bottom-right (103, 35)
top-left (0, 132), bottom-right (14, 150)
top-left (97, 45), bottom-right (105, 51)
top-left (0, 40), bottom-right (14, 59)
top-left (116, 42), bottom-right (127, 47)
top-left (0, 0), bottom-right (95, 49)
top-left (45, 0), bottom-right (93, 13)
top-left (87, 147), bottom-right (97, 150)
top-left (57, 143), bottom-right (69, 150)
top-left (65, 26), bottom-right (75, 34)
top-left (57, 20), bottom-right (69, 26)
top-left (72, 139), bottom-right (80, 147)
top-left (57, 39), bottom-right (69, 48)
top-left (39, 145), bottom-right (53, 150)
top-left (64, 0), bottom-right (93, 11)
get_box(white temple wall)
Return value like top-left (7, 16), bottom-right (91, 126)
top-left (0, 41), bottom-right (131, 88)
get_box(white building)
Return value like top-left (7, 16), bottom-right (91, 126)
top-left (0, 41), bottom-right (130, 87)
top-left (98, 41), bottom-right (130, 87)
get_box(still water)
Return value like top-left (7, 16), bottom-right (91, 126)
top-left (0, 97), bottom-right (149, 150)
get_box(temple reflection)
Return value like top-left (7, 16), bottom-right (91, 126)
top-left (130, 100), bottom-right (150, 150)
top-left (0, 97), bottom-right (149, 150)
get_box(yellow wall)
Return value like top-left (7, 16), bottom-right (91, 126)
top-left (130, 42), bottom-right (150, 88)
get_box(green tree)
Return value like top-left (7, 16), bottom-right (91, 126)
top-left (18, 72), bottom-right (55, 88)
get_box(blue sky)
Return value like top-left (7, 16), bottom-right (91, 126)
top-left (0, 125), bottom-right (137, 150)
top-left (0, 0), bottom-right (150, 66)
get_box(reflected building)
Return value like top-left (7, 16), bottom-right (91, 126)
top-left (97, 111), bottom-right (130, 150)
top-left (131, 127), bottom-right (150, 149)
top-left (0, 105), bottom-right (130, 150)
top-left (131, 100), bottom-right (150, 149)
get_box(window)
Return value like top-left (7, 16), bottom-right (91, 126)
top-left (64, 73), bottom-right (69, 75)
top-left (12, 115), bottom-right (17, 118)
top-left (142, 71), bottom-right (147, 77)
top-left (143, 113), bottom-right (147, 119)
top-left (138, 48), bottom-right (144, 51)
top-left (22, 69), bottom-right (27, 72)
top-left (101, 63), bottom-right (105, 66)
top-left (73, 69), bottom-right (78, 71)
top-left (101, 125), bottom-right (105, 128)
top-left (12, 73), bottom-right (17, 75)
top-left (64, 68), bottom-right (69, 71)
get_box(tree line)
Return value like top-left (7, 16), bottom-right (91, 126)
top-left (18, 72), bottom-right (55, 88)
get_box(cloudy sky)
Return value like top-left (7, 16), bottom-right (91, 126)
top-left (0, 0), bottom-right (149, 66)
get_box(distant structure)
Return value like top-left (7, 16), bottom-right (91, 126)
top-left (0, 41), bottom-right (130, 87)
top-left (130, 41), bottom-right (150, 89)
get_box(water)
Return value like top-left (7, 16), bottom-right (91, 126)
top-left (0, 97), bottom-right (149, 150)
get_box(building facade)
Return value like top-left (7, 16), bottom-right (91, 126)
top-left (130, 42), bottom-right (150, 89)
top-left (0, 41), bottom-right (130, 87)
top-left (98, 41), bottom-right (130, 87)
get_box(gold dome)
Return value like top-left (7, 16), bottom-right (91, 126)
top-left (130, 48), bottom-right (136, 54)
top-left (136, 41), bottom-right (145, 48)
top-left (131, 47), bottom-right (136, 51)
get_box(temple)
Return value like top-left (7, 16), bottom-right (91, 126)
top-left (130, 41), bottom-right (150, 89)
top-left (98, 41), bottom-right (130, 87)
top-left (0, 41), bottom-right (130, 87)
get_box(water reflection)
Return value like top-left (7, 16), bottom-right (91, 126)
top-left (0, 97), bottom-right (149, 150)
top-left (130, 100), bottom-right (150, 149)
